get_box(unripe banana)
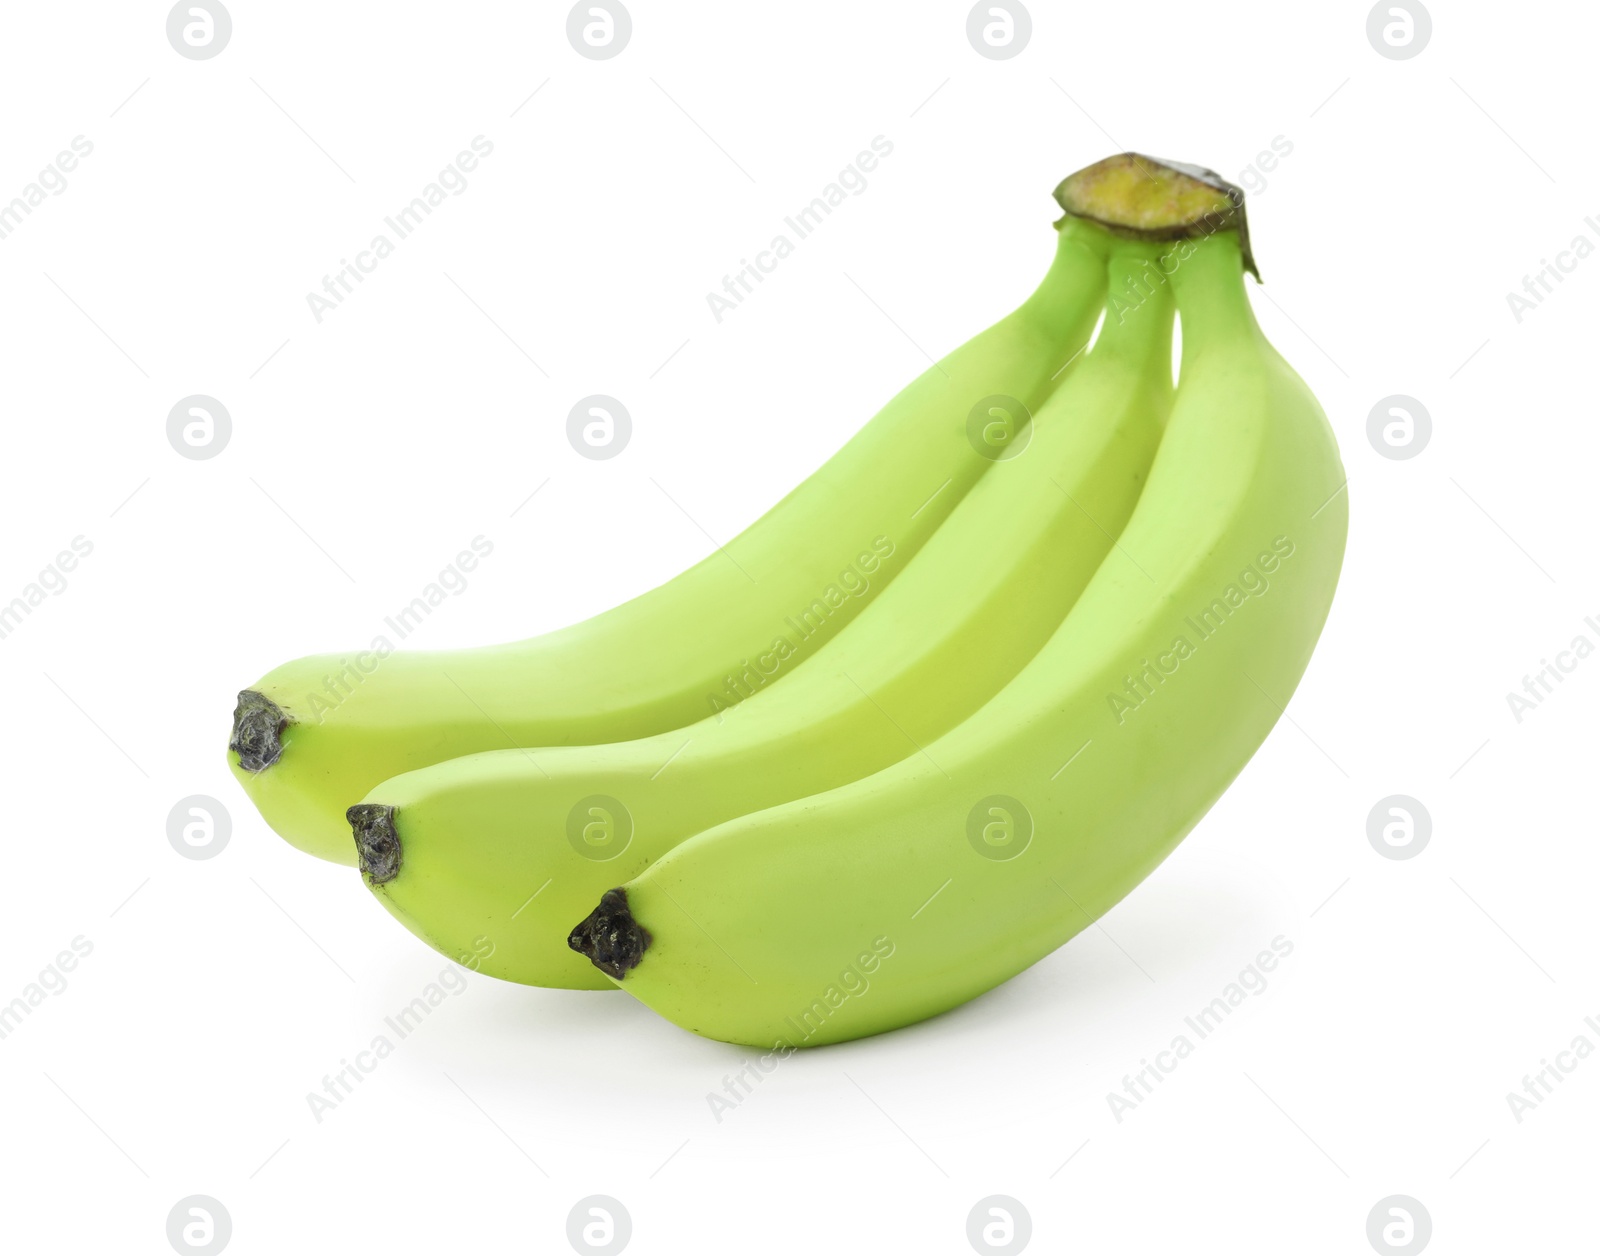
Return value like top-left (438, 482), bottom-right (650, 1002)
top-left (350, 236), bottom-right (1174, 989)
top-left (230, 220), bottom-right (1111, 864)
top-left (570, 193), bottom-right (1349, 1046)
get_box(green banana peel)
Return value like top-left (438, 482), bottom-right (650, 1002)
top-left (230, 218), bottom-right (1113, 864)
top-left (349, 239), bottom-right (1174, 990)
top-left (571, 222), bottom-right (1348, 1047)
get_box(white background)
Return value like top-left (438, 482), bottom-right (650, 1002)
top-left (0, 2), bottom-right (1592, 1252)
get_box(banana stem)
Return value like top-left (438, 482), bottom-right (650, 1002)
top-left (1166, 233), bottom-right (1264, 374)
top-left (1101, 243), bottom-right (1175, 362)
top-left (1017, 216), bottom-right (1112, 331)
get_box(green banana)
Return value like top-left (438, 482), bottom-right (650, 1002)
top-left (569, 207), bottom-right (1348, 1046)
top-left (348, 236), bottom-right (1175, 990)
top-left (230, 220), bottom-right (1111, 864)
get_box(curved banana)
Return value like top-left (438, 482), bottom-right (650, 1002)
top-left (349, 237), bottom-right (1174, 989)
top-left (230, 220), bottom-right (1110, 864)
top-left (570, 205), bottom-right (1349, 1046)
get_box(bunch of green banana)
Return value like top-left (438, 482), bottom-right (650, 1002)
top-left (229, 218), bottom-right (1110, 864)
top-left (232, 152), bottom-right (1347, 1051)
top-left (346, 236), bottom-right (1175, 989)
top-left (565, 165), bottom-right (1348, 1046)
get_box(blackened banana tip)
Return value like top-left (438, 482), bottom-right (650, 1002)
top-left (568, 888), bottom-right (651, 980)
top-left (229, 689), bottom-right (287, 772)
top-left (348, 803), bottom-right (402, 884)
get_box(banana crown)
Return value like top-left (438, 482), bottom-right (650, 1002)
top-left (1055, 152), bottom-right (1258, 280)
